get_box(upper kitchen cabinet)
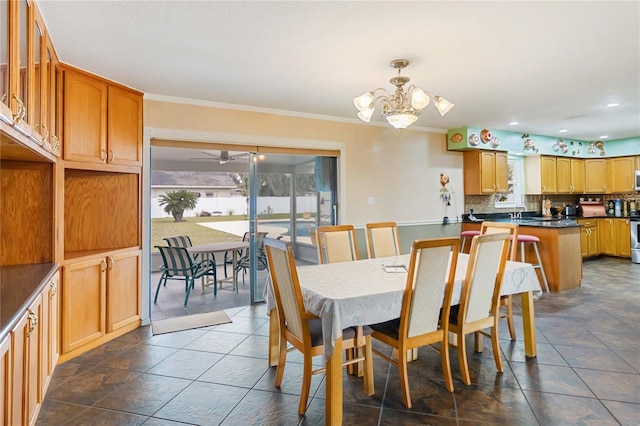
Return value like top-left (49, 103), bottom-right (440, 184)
top-left (0, 0), bottom-right (11, 122)
top-left (556, 157), bottom-right (584, 194)
top-left (524, 155), bottom-right (557, 194)
top-left (607, 156), bottom-right (636, 193)
top-left (63, 67), bottom-right (142, 167)
top-left (463, 150), bottom-right (508, 195)
top-left (584, 159), bottom-right (607, 193)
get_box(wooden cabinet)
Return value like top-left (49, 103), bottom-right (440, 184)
top-left (585, 159), bottom-right (607, 193)
top-left (615, 218), bottom-right (631, 258)
top-left (607, 156), bottom-right (636, 193)
top-left (0, 0), bottom-right (10, 122)
top-left (41, 272), bottom-right (59, 393)
top-left (463, 150), bottom-right (508, 195)
top-left (11, 293), bottom-right (43, 426)
top-left (63, 68), bottom-right (142, 166)
top-left (598, 218), bottom-right (615, 256)
top-left (525, 155), bottom-right (557, 194)
top-left (578, 219), bottom-right (598, 258)
top-left (62, 250), bottom-right (140, 354)
top-left (557, 158), bottom-right (584, 193)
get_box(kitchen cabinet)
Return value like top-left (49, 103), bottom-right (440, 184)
top-left (63, 68), bottom-right (142, 167)
top-left (598, 218), bottom-right (615, 256)
top-left (463, 150), bottom-right (508, 195)
top-left (578, 219), bottom-right (598, 258)
top-left (525, 155), bottom-right (557, 194)
top-left (41, 272), bottom-right (59, 392)
top-left (607, 156), bottom-right (636, 193)
top-left (615, 218), bottom-right (631, 258)
top-left (0, 0), bottom-right (10, 122)
top-left (584, 159), bottom-right (607, 193)
top-left (557, 157), bottom-right (584, 193)
top-left (0, 334), bottom-right (10, 424)
top-left (61, 249), bottom-right (140, 356)
top-left (596, 218), bottom-right (631, 258)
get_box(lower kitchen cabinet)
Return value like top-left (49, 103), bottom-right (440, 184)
top-left (1, 334), bottom-right (10, 424)
top-left (615, 218), bottom-right (631, 258)
top-left (578, 219), bottom-right (598, 258)
top-left (598, 218), bottom-right (615, 256)
top-left (62, 249), bottom-right (141, 357)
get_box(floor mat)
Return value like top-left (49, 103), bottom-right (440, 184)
top-left (152, 310), bottom-right (232, 335)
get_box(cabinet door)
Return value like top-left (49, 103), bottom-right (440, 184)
top-left (0, 0), bottom-right (11, 122)
top-left (62, 258), bottom-right (107, 353)
top-left (479, 151), bottom-right (496, 193)
top-left (587, 228), bottom-right (598, 257)
top-left (0, 334), bottom-right (10, 425)
top-left (25, 294), bottom-right (43, 426)
top-left (579, 227), bottom-right (589, 257)
top-left (585, 159), bottom-right (607, 193)
top-left (556, 157), bottom-right (571, 193)
top-left (107, 86), bottom-right (142, 166)
top-left (540, 156), bottom-right (557, 193)
top-left (41, 272), bottom-right (59, 395)
top-left (63, 70), bottom-right (108, 164)
top-left (571, 158), bottom-right (585, 193)
top-left (598, 218), bottom-right (615, 255)
top-left (107, 251), bottom-right (141, 332)
top-left (615, 219), bottom-right (631, 258)
top-left (494, 152), bottom-right (508, 193)
top-left (10, 311), bottom-right (27, 426)
top-left (29, 4), bottom-right (46, 145)
top-left (608, 157), bottom-right (635, 193)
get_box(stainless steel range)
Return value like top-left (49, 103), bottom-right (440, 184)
top-left (632, 217), bottom-right (640, 264)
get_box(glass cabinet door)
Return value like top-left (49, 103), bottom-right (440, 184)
top-left (17, 0), bottom-right (28, 124)
top-left (32, 12), bottom-right (43, 141)
top-left (0, 0), bottom-right (10, 121)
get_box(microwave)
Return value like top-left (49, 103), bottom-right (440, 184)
top-left (636, 170), bottom-right (640, 191)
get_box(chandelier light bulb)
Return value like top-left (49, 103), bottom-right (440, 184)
top-left (386, 113), bottom-right (418, 129)
top-left (353, 92), bottom-right (374, 112)
top-left (410, 88), bottom-right (430, 110)
top-left (433, 96), bottom-right (455, 117)
top-left (357, 107), bottom-right (374, 123)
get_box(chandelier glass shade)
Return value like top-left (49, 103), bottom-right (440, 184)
top-left (353, 59), bottom-right (454, 129)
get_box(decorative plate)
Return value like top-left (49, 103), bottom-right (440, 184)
top-left (468, 133), bottom-right (480, 146)
top-left (480, 129), bottom-right (492, 143)
top-left (450, 132), bottom-right (463, 143)
top-left (490, 137), bottom-right (500, 148)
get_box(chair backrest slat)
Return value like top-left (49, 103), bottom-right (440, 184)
top-left (163, 235), bottom-right (193, 249)
top-left (402, 238), bottom-right (459, 338)
top-left (157, 246), bottom-right (196, 277)
top-left (366, 222), bottom-right (401, 258)
top-left (316, 225), bottom-right (358, 264)
top-left (265, 238), bottom-right (305, 341)
top-left (462, 233), bottom-right (509, 323)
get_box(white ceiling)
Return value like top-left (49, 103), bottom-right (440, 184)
top-left (38, 0), bottom-right (640, 141)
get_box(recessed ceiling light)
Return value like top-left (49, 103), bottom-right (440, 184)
top-left (509, 121), bottom-right (518, 125)
top-left (606, 102), bottom-right (619, 108)
top-left (599, 135), bottom-right (609, 139)
top-left (559, 129), bottom-right (568, 133)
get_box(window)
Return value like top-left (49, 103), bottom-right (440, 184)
top-left (494, 155), bottom-right (524, 208)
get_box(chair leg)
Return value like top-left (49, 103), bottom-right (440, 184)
top-left (458, 332), bottom-right (471, 385)
top-left (491, 324), bottom-right (503, 372)
top-left (440, 338), bottom-right (454, 392)
top-left (184, 277), bottom-right (193, 306)
top-left (362, 336), bottom-right (374, 396)
top-left (533, 243), bottom-right (550, 292)
top-left (298, 351), bottom-right (313, 415)
top-left (398, 345), bottom-right (412, 409)
top-left (505, 296), bottom-right (516, 340)
top-left (154, 273), bottom-right (167, 304)
top-left (274, 336), bottom-right (288, 388)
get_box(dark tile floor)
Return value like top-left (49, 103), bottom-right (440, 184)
top-left (38, 257), bottom-right (639, 425)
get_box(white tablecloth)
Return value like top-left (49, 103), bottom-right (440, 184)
top-left (267, 253), bottom-right (541, 360)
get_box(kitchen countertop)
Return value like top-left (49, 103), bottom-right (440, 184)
top-left (463, 212), bottom-right (582, 228)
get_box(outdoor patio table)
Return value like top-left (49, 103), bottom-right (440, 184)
top-left (188, 241), bottom-right (249, 292)
top-left (265, 252), bottom-right (542, 425)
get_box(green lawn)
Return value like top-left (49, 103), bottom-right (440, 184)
top-left (151, 216), bottom-right (245, 251)
top-left (151, 213), bottom-right (293, 251)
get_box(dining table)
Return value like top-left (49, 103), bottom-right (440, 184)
top-left (265, 252), bottom-right (542, 426)
top-left (187, 241), bottom-right (249, 292)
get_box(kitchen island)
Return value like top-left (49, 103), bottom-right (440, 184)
top-left (462, 215), bottom-right (582, 292)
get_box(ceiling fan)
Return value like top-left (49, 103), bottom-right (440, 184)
top-left (190, 150), bottom-right (249, 164)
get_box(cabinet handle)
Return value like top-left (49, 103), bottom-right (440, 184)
top-left (100, 149), bottom-right (108, 162)
top-left (542, 185), bottom-right (546, 192)
top-left (107, 256), bottom-right (115, 270)
top-left (108, 149), bottom-right (114, 163)
top-left (27, 311), bottom-right (38, 337)
top-left (42, 124), bottom-right (50, 144)
top-left (51, 135), bottom-right (60, 154)
top-left (12, 94), bottom-right (26, 125)
top-left (101, 259), bottom-right (107, 272)
top-left (50, 281), bottom-right (57, 298)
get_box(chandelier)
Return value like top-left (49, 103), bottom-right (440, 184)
top-left (353, 59), bottom-right (454, 129)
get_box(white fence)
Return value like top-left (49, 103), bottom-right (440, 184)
top-left (151, 196), bottom-right (317, 218)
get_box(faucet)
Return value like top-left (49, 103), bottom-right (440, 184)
top-left (510, 204), bottom-right (527, 219)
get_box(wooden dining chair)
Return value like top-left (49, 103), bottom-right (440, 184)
top-left (480, 221), bottom-right (518, 340)
top-left (370, 237), bottom-right (460, 408)
top-left (155, 245), bottom-right (217, 306)
top-left (365, 221), bottom-right (401, 258)
top-left (315, 224), bottom-right (359, 264)
top-left (264, 237), bottom-right (374, 415)
top-left (448, 232), bottom-right (510, 385)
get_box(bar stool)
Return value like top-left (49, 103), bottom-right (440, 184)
top-left (517, 234), bottom-right (550, 293)
top-left (460, 230), bottom-right (480, 253)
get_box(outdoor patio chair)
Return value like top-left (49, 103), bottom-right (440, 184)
top-left (163, 235), bottom-right (199, 261)
top-left (223, 232), bottom-right (249, 278)
top-left (235, 231), bottom-right (269, 285)
top-left (155, 245), bottom-right (217, 306)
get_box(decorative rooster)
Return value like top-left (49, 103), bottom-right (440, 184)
top-left (440, 173), bottom-right (451, 205)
